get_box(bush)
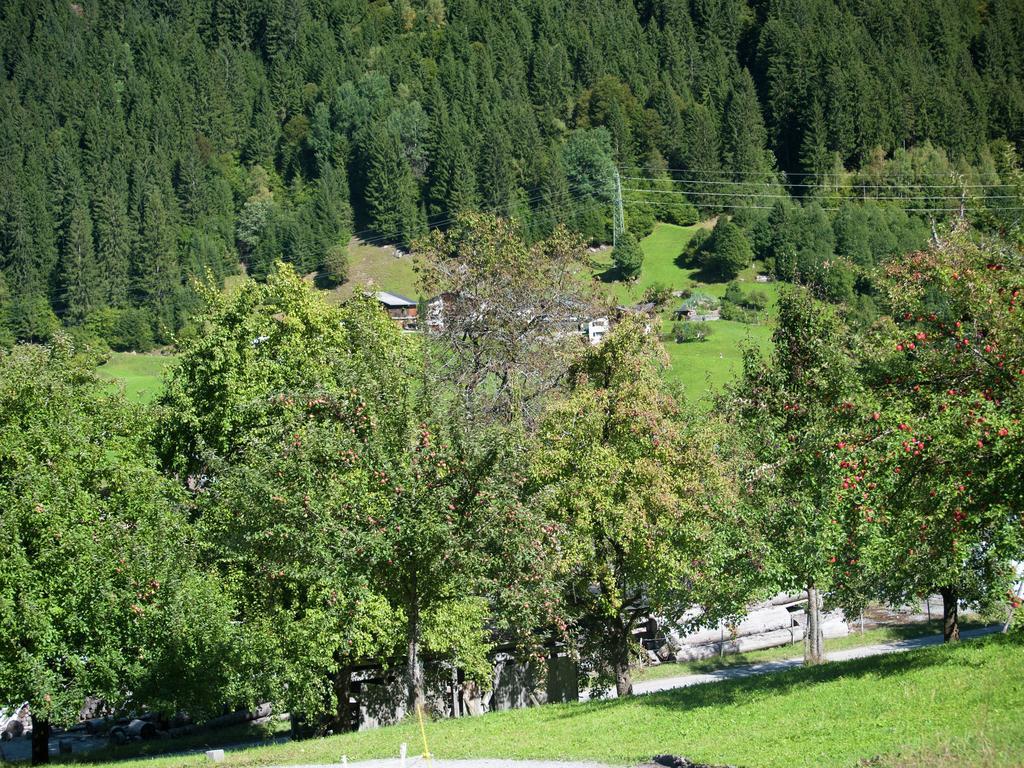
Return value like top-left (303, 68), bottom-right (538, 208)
top-left (7, 294), bottom-right (59, 342)
top-left (721, 283), bottom-right (769, 314)
top-left (87, 308), bottom-right (156, 352)
top-left (719, 302), bottom-right (759, 324)
top-left (661, 199), bottom-right (699, 226)
top-left (704, 219), bottom-right (753, 280)
top-left (672, 321), bottom-right (713, 343)
top-left (625, 205), bottom-right (656, 238)
top-left (723, 281), bottom-right (745, 306)
top-left (65, 324), bottom-right (110, 367)
top-left (746, 289), bottom-right (769, 312)
top-left (322, 244), bottom-right (349, 287)
top-left (642, 282), bottom-right (674, 307)
top-left (613, 231), bottom-right (644, 280)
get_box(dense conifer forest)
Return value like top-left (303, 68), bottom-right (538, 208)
top-left (2, 0), bottom-right (1024, 346)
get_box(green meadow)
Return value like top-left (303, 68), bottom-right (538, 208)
top-left (91, 224), bottom-right (774, 406)
top-left (591, 222), bottom-right (776, 405)
top-left (54, 635), bottom-right (1024, 768)
top-left (95, 352), bottom-right (174, 404)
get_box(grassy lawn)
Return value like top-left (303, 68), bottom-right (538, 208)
top-left (95, 352), bottom-right (173, 403)
top-left (633, 619), bottom-right (995, 683)
top-left (51, 634), bottom-right (1024, 768)
top-left (590, 222), bottom-right (776, 405)
top-left (92, 223), bottom-right (772, 408)
top-left (321, 238), bottom-right (421, 303)
top-left (661, 319), bottom-right (772, 405)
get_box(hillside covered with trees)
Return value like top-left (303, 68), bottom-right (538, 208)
top-left (2, 0), bottom-right (1024, 347)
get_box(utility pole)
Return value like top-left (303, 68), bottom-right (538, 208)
top-left (612, 168), bottom-right (625, 248)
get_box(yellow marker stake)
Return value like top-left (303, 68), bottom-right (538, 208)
top-left (416, 704), bottom-right (433, 767)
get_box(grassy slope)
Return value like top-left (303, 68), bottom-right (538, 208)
top-left (592, 222), bottom-right (774, 406)
top-left (91, 225), bottom-right (773, 403)
top-left (319, 238), bottom-right (421, 303)
top-left (95, 352), bottom-right (175, 403)
top-left (57, 635), bottom-right (1024, 768)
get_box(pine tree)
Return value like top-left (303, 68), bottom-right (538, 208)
top-left (93, 190), bottom-right (132, 308)
top-left (365, 128), bottom-right (423, 248)
top-left (135, 184), bottom-right (181, 342)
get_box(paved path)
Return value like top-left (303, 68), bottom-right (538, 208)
top-left (623, 625), bottom-right (1000, 697)
top-left (278, 761), bottom-right (624, 768)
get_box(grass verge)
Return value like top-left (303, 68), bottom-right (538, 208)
top-left (48, 634), bottom-right (1024, 768)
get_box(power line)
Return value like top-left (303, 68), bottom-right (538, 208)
top-left (618, 163), bottom-right (1022, 185)
top-left (620, 199), bottom-right (1024, 214)
top-left (618, 175), bottom-right (1019, 192)
top-left (621, 187), bottom-right (1022, 203)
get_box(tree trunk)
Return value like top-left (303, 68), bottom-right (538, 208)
top-left (803, 582), bottom-right (825, 665)
top-left (450, 667), bottom-right (460, 718)
top-left (940, 585), bottom-right (960, 642)
top-left (328, 663), bottom-right (355, 733)
top-left (613, 624), bottom-right (633, 697)
top-left (407, 588), bottom-right (425, 712)
top-left (30, 715), bottom-right (50, 766)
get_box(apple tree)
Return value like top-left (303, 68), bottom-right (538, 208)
top-left (833, 230), bottom-right (1024, 641)
top-left (166, 264), bottom-right (557, 723)
top-left (530, 319), bottom-right (760, 696)
top-left (0, 339), bottom-right (244, 764)
top-left (727, 287), bottom-right (864, 663)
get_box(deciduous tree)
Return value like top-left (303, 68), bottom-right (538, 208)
top-left (532, 320), bottom-right (758, 695)
top-left (835, 230), bottom-right (1024, 641)
top-left (0, 340), bottom-right (243, 764)
top-left (416, 213), bottom-right (593, 424)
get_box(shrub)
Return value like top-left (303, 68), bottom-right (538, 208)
top-left (719, 302), bottom-right (759, 324)
top-left (642, 282), bottom-right (674, 307)
top-left (746, 289), bottom-right (769, 311)
top-left (661, 199), bottom-right (699, 226)
top-left (723, 281), bottom-right (745, 306)
top-left (672, 321), bottom-right (713, 343)
top-left (66, 324), bottom-right (110, 366)
top-left (625, 205), bottom-right (655, 238)
top-left (613, 231), bottom-right (644, 280)
top-left (87, 308), bottom-right (156, 352)
top-left (322, 244), bottom-right (349, 287)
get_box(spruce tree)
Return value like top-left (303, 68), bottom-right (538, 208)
top-left (59, 202), bottom-right (101, 324)
top-left (683, 102), bottom-right (722, 213)
top-left (613, 230), bottom-right (644, 280)
top-left (365, 128), bottom-right (423, 248)
top-left (135, 184), bottom-right (181, 342)
top-left (92, 190), bottom-right (132, 308)
top-left (723, 69), bottom-right (771, 181)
